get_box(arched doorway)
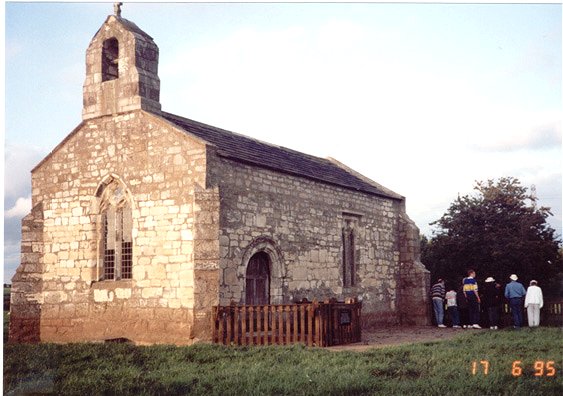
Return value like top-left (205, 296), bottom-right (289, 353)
top-left (246, 252), bottom-right (270, 305)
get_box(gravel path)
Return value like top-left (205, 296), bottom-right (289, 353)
top-left (327, 326), bottom-right (473, 352)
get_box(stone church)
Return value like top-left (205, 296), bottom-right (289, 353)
top-left (10, 10), bottom-right (430, 344)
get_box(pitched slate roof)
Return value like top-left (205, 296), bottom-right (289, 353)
top-left (161, 111), bottom-right (403, 200)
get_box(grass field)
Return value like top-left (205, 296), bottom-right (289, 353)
top-left (4, 328), bottom-right (561, 395)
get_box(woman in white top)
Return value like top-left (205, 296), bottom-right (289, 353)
top-left (524, 280), bottom-right (543, 327)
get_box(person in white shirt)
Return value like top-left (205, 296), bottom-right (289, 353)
top-left (445, 288), bottom-right (461, 328)
top-left (524, 280), bottom-right (543, 327)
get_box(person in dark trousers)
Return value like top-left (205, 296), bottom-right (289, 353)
top-left (445, 285), bottom-right (461, 328)
top-left (430, 279), bottom-right (446, 328)
top-left (482, 277), bottom-right (501, 329)
top-left (463, 269), bottom-right (482, 329)
top-left (457, 281), bottom-right (470, 328)
top-left (504, 274), bottom-right (527, 329)
top-left (494, 281), bottom-right (503, 327)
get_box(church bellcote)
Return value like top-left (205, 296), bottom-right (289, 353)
top-left (82, 4), bottom-right (161, 120)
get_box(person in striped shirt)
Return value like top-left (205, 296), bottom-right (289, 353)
top-left (463, 269), bottom-right (482, 329)
top-left (431, 279), bottom-right (446, 328)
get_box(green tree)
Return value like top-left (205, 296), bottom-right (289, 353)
top-left (422, 177), bottom-right (562, 297)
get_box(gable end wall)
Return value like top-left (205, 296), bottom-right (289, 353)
top-left (10, 111), bottom-right (213, 344)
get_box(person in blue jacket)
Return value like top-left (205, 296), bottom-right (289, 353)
top-left (504, 274), bottom-right (526, 329)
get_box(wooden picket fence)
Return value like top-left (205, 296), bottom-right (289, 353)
top-left (212, 300), bottom-right (361, 347)
top-left (501, 300), bottom-right (563, 327)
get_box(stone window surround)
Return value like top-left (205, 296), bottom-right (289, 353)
top-left (239, 236), bottom-right (285, 305)
top-left (94, 173), bottom-right (135, 285)
top-left (342, 212), bottom-right (362, 288)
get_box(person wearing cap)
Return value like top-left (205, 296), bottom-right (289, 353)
top-left (430, 278), bottom-right (446, 328)
top-left (524, 280), bottom-right (543, 327)
top-left (463, 269), bottom-right (481, 329)
top-left (482, 277), bottom-right (501, 329)
top-left (504, 274), bottom-right (526, 329)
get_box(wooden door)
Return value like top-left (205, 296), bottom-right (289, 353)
top-left (246, 252), bottom-right (270, 305)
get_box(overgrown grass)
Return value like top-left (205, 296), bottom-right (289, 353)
top-left (4, 328), bottom-right (562, 395)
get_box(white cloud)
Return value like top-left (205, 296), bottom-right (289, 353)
top-left (468, 112), bottom-right (562, 152)
top-left (5, 196), bottom-right (32, 219)
top-left (155, 18), bottom-right (561, 241)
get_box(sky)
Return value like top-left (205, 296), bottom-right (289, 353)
top-left (3, 2), bottom-right (562, 282)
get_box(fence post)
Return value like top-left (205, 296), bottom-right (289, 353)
top-left (271, 305), bottom-right (277, 344)
top-left (262, 305), bottom-right (267, 345)
top-left (218, 307), bottom-right (225, 345)
top-left (307, 303), bottom-right (314, 346)
top-left (282, 305), bottom-right (291, 345)
top-left (233, 305), bottom-right (240, 345)
top-left (241, 305), bottom-right (247, 346)
top-left (249, 305), bottom-right (255, 345)
top-left (292, 305), bottom-right (298, 343)
top-left (256, 305), bottom-right (261, 345)
top-left (212, 306), bottom-right (218, 343)
top-left (277, 305), bottom-right (284, 345)
top-left (313, 301), bottom-right (320, 346)
top-left (226, 305), bottom-right (233, 345)
top-left (259, 305), bottom-right (265, 345)
top-left (298, 304), bottom-right (304, 344)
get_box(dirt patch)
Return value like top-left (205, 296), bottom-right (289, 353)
top-left (327, 326), bottom-right (471, 352)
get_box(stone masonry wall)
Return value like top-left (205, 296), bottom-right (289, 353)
top-left (9, 203), bottom-right (44, 342)
top-left (208, 154), bottom-right (406, 326)
top-left (13, 110), bottom-right (209, 344)
top-left (191, 185), bottom-right (220, 341)
top-left (398, 214), bottom-right (431, 325)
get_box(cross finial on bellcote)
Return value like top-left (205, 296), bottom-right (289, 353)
top-left (114, 2), bottom-right (123, 18)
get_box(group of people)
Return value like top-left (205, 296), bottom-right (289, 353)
top-left (430, 269), bottom-right (544, 330)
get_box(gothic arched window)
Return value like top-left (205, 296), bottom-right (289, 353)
top-left (97, 178), bottom-right (132, 280)
top-left (102, 37), bottom-right (119, 81)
